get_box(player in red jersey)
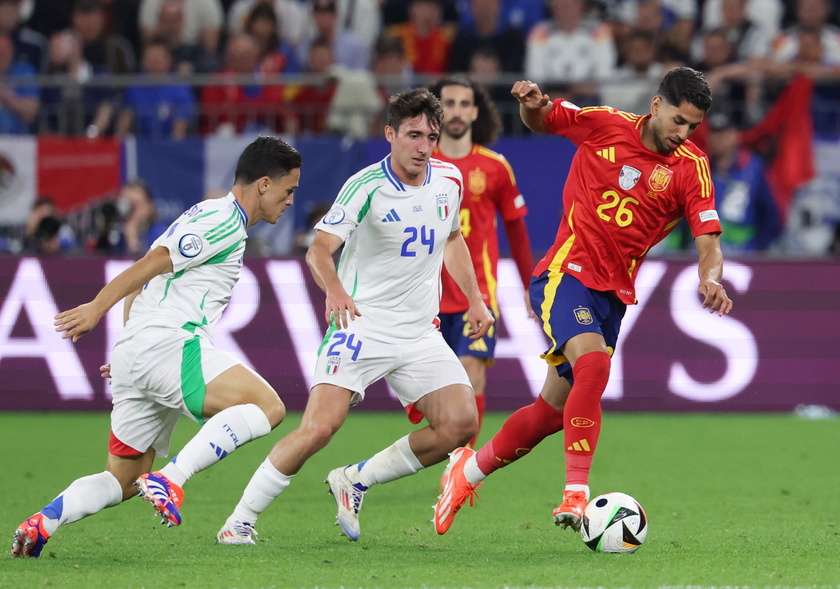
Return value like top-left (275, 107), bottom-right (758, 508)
top-left (434, 67), bottom-right (734, 535)
top-left (429, 76), bottom-right (535, 448)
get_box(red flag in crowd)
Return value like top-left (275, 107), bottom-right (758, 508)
top-left (739, 75), bottom-right (815, 222)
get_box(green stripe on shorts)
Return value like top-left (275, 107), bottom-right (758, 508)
top-left (181, 335), bottom-right (206, 424)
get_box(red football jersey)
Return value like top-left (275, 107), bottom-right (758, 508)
top-left (534, 100), bottom-right (722, 305)
top-left (435, 145), bottom-right (527, 313)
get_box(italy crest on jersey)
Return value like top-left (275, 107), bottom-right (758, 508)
top-left (618, 165), bottom-right (641, 190)
top-left (648, 164), bottom-right (674, 192)
top-left (326, 356), bottom-right (340, 375)
top-left (436, 194), bottom-right (450, 220)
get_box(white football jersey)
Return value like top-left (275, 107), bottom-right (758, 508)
top-left (119, 192), bottom-right (248, 342)
top-left (316, 156), bottom-right (463, 339)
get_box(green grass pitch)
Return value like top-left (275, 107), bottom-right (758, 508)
top-left (2, 411), bottom-right (838, 589)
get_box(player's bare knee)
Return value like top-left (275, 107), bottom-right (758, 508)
top-left (261, 397), bottom-right (286, 428)
top-left (299, 420), bottom-right (339, 448)
top-left (438, 413), bottom-right (478, 449)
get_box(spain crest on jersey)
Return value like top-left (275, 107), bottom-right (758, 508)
top-left (469, 168), bottom-right (486, 195)
top-left (648, 164), bottom-right (674, 192)
top-left (436, 194), bottom-right (450, 220)
top-left (574, 306), bottom-right (594, 325)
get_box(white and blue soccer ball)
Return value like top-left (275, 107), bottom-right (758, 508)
top-left (580, 492), bottom-right (648, 553)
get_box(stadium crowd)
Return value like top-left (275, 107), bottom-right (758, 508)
top-left (0, 0), bottom-right (839, 256)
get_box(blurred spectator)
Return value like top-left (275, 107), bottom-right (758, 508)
top-left (288, 36), bottom-right (336, 135)
top-left (0, 32), bottom-right (38, 134)
top-left (600, 29), bottom-right (664, 115)
top-left (371, 35), bottom-right (413, 97)
top-left (200, 33), bottom-right (293, 135)
top-left (385, 0), bottom-right (455, 74)
top-left (467, 44), bottom-right (519, 134)
top-left (139, 0), bottom-right (223, 58)
top-left (118, 178), bottom-right (165, 254)
top-left (72, 0), bottom-right (136, 74)
top-left (702, 0), bottom-right (783, 42)
top-left (293, 201), bottom-right (331, 254)
top-left (325, 64), bottom-right (384, 138)
top-left (448, 0), bottom-right (525, 74)
top-left (227, 0), bottom-right (307, 48)
top-left (22, 0), bottom-right (73, 39)
top-left (691, 0), bottom-right (774, 63)
top-left (300, 0), bottom-right (381, 57)
top-left (29, 216), bottom-right (63, 254)
top-left (772, 0), bottom-right (839, 63)
top-left (40, 29), bottom-right (116, 136)
top-left (111, 0), bottom-right (143, 58)
top-left (244, 2), bottom-right (299, 75)
top-left (830, 221), bottom-right (840, 257)
top-left (524, 0), bottom-right (616, 104)
top-left (706, 111), bottom-right (782, 254)
top-left (152, 0), bottom-right (218, 75)
top-left (24, 197), bottom-right (76, 254)
top-left (298, 0), bottom-right (369, 71)
top-left (88, 199), bottom-right (124, 253)
top-left (454, 0), bottom-right (545, 38)
top-left (24, 197), bottom-right (58, 248)
top-left (115, 38), bottom-right (196, 139)
top-left (609, 0), bottom-right (695, 62)
top-left (0, 0), bottom-right (47, 72)
top-left (382, 0), bottom-right (458, 28)
top-left (693, 28), bottom-right (761, 129)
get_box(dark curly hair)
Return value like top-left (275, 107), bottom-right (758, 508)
top-left (429, 75), bottom-right (502, 146)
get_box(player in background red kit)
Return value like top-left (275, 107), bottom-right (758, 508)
top-left (429, 76), bottom-right (534, 448)
top-left (434, 67), bottom-right (734, 535)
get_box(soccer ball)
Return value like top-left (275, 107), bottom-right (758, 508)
top-left (580, 492), bottom-right (648, 553)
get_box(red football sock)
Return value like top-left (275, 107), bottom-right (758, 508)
top-left (564, 351), bottom-right (611, 486)
top-left (467, 393), bottom-right (486, 449)
top-left (475, 395), bottom-right (564, 475)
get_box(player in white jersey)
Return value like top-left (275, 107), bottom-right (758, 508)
top-left (12, 137), bottom-right (302, 559)
top-left (216, 88), bottom-right (494, 545)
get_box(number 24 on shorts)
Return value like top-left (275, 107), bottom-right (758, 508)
top-left (327, 333), bottom-right (363, 361)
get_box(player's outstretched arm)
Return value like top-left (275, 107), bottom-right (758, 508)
top-left (511, 80), bottom-right (552, 134)
top-left (443, 230), bottom-right (494, 339)
top-left (305, 230), bottom-right (360, 329)
top-left (694, 233), bottom-right (733, 316)
top-left (54, 246), bottom-right (173, 342)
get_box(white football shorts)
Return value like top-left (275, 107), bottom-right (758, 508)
top-left (108, 327), bottom-right (240, 457)
top-left (311, 317), bottom-right (470, 408)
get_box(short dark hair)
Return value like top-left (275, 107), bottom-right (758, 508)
top-left (386, 87), bottom-right (443, 133)
top-left (657, 67), bottom-right (713, 112)
top-left (234, 136), bottom-right (302, 185)
top-left (429, 75), bottom-right (501, 146)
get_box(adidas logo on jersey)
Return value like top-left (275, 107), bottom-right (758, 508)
top-left (381, 208), bottom-right (402, 223)
top-left (596, 147), bottom-right (615, 163)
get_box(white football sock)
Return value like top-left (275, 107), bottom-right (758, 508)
top-left (357, 435), bottom-right (423, 488)
top-left (39, 471), bottom-right (123, 535)
top-left (463, 455), bottom-right (487, 485)
top-left (565, 484), bottom-right (590, 500)
top-left (161, 404), bottom-right (271, 487)
top-left (229, 457), bottom-right (294, 524)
